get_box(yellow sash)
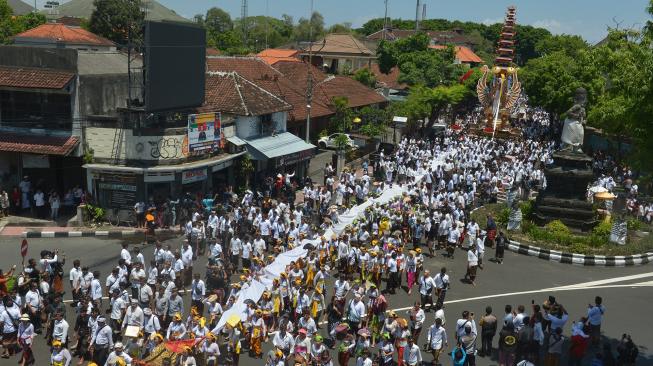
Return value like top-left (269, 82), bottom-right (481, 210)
top-left (273, 296), bottom-right (281, 313)
top-left (311, 300), bottom-right (319, 318)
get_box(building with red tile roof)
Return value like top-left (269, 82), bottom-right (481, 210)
top-left (429, 45), bottom-right (483, 65)
top-left (0, 66), bottom-right (75, 90)
top-left (207, 56), bottom-right (387, 139)
top-left (202, 72), bottom-right (292, 116)
top-left (0, 133), bottom-right (79, 156)
top-left (256, 49), bottom-right (300, 65)
top-left (13, 23), bottom-right (116, 51)
top-left (300, 33), bottom-right (376, 74)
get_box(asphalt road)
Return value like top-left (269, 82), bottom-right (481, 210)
top-left (1, 234), bottom-right (651, 365)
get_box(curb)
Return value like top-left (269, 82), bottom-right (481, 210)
top-left (22, 230), bottom-right (140, 239)
top-left (507, 240), bottom-right (653, 267)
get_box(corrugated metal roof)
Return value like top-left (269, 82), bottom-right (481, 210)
top-left (245, 132), bottom-right (315, 160)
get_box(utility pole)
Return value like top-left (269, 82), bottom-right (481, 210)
top-left (382, 0), bottom-right (389, 40)
top-left (415, 0), bottom-right (420, 31)
top-left (264, 0), bottom-right (269, 49)
top-left (305, 0), bottom-right (315, 143)
top-left (241, 0), bottom-right (248, 46)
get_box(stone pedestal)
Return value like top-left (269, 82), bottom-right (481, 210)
top-left (534, 151), bottom-right (598, 231)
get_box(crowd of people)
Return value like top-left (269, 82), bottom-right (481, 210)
top-left (0, 178), bottom-right (85, 220)
top-left (0, 120), bottom-right (646, 366)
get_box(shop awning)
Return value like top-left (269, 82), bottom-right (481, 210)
top-left (0, 133), bottom-right (79, 155)
top-left (83, 152), bottom-right (245, 173)
top-left (226, 135), bottom-right (247, 147)
top-left (245, 132), bottom-right (315, 161)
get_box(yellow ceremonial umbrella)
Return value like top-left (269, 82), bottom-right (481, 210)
top-left (594, 192), bottom-right (616, 200)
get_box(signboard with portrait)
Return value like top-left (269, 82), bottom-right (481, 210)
top-left (187, 112), bottom-right (223, 153)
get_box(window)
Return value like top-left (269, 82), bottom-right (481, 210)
top-left (260, 114), bottom-right (274, 136)
top-left (0, 90), bottom-right (72, 130)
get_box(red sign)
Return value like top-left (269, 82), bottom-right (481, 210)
top-left (20, 239), bottom-right (28, 258)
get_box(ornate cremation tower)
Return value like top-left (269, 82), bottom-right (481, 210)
top-left (476, 6), bottom-right (521, 137)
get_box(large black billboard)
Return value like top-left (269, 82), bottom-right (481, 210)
top-left (144, 21), bottom-right (206, 112)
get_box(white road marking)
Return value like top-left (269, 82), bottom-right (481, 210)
top-left (550, 272), bottom-right (653, 290)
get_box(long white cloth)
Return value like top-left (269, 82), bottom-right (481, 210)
top-left (214, 151), bottom-right (447, 330)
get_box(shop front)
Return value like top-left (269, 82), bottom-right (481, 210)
top-left (0, 133), bottom-right (81, 194)
top-left (84, 152), bottom-right (244, 209)
top-left (245, 132), bottom-right (316, 181)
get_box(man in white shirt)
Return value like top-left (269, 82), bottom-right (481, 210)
top-left (587, 296), bottom-right (605, 345)
top-left (465, 246), bottom-right (479, 286)
top-left (120, 243), bottom-right (132, 266)
top-left (69, 259), bottom-right (82, 303)
top-left (403, 338), bottom-right (422, 366)
top-left (427, 317), bottom-right (448, 364)
top-left (241, 239), bottom-right (252, 269)
top-left (229, 235), bottom-right (242, 270)
top-left (90, 271), bottom-right (103, 307)
top-left (181, 242), bottom-right (194, 287)
top-left (190, 273), bottom-right (206, 314)
top-left (142, 307), bottom-right (161, 339)
top-left (346, 294), bottom-right (366, 334)
top-left (386, 253), bottom-right (399, 294)
top-left (433, 267), bottom-right (450, 305)
top-left (418, 270), bottom-right (436, 311)
top-left (109, 289), bottom-right (127, 339)
top-left (122, 299), bottom-right (144, 331)
top-left (24, 282), bottom-right (43, 331)
top-left (137, 278), bottom-right (154, 309)
top-left (89, 317), bottom-right (113, 365)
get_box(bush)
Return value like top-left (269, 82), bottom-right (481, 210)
top-left (520, 200), bottom-right (534, 220)
top-left (545, 220), bottom-right (571, 237)
top-left (627, 218), bottom-right (642, 231)
top-left (592, 219), bottom-right (612, 238)
top-left (497, 207), bottom-right (511, 226)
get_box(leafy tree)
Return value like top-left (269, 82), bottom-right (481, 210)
top-left (376, 33), bottom-right (430, 74)
top-left (358, 18), bottom-right (385, 35)
top-left (329, 96), bottom-right (354, 132)
top-left (0, 2), bottom-right (47, 44)
top-left (396, 48), bottom-right (456, 87)
top-left (293, 11), bottom-right (324, 42)
top-left (535, 34), bottom-right (589, 58)
top-left (588, 30), bottom-right (653, 166)
top-left (235, 16), bottom-right (293, 51)
top-left (357, 106), bottom-right (389, 137)
top-left (520, 49), bottom-right (601, 119)
top-left (89, 0), bottom-right (144, 45)
top-left (0, 0), bottom-right (12, 44)
top-left (352, 67), bottom-right (377, 88)
top-left (203, 7), bottom-right (233, 34)
top-left (396, 84), bottom-right (469, 128)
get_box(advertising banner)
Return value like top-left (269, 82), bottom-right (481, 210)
top-left (187, 112), bottom-right (222, 152)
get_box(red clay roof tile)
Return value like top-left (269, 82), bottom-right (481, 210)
top-left (0, 66), bottom-right (74, 89)
top-left (0, 134), bottom-right (79, 155)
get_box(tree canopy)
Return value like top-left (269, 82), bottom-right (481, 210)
top-left (0, 0), bottom-right (46, 44)
top-left (89, 0), bottom-right (144, 45)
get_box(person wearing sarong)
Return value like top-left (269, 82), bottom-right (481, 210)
top-left (405, 252), bottom-right (417, 295)
top-left (310, 287), bottom-right (326, 326)
top-left (250, 309), bottom-right (266, 358)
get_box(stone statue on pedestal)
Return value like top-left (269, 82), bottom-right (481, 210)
top-left (560, 87), bottom-right (587, 153)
